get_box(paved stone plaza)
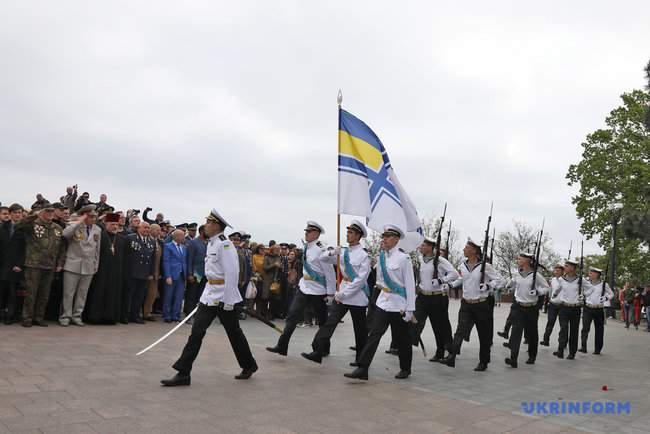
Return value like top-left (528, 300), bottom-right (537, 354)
top-left (1, 300), bottom-right (648, 433)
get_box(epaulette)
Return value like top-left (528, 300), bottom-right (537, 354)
top-left (219, 234), bottom-right (226, 241)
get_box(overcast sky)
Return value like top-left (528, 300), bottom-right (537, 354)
top-left (2, 1), bottom-right (648, 256)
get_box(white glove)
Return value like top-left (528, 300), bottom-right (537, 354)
top-left (329, 247), bottom-right (341, 256)
top-left (599, 296), bottom-right (607, 304)
top-left (325, 295), bottom-right (335, 305)
top-left (402, 311), bottom-right (414, 323)
top-left (334, 291), bottom-right (346, 303)
top-left (223, 304), bottom-right (234, 311)
top-left (479, 283), bottom-right (490, 292)
top-left (441, 283), bottom-right (450, 292)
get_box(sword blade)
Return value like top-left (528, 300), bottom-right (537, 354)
top-left (136, 306), bottom-right (198, 356)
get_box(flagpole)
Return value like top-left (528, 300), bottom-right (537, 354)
top-left (336, 90), bottom-right (343, 294)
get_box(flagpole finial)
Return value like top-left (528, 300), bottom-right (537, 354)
top-left (337, 89), bottom-right (343, 106)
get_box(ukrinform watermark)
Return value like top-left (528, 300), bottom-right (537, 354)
top-left (521, 401), bottom-right (631, 416)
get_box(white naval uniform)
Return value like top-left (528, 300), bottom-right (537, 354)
top-left (199, 233), bottom-right (241, 306)
top-left (508, 271), bottom-right (550, 304)
top-left (299, 241), bottom-right (336, 296)
top-left (549, 277), bottom-right (564, 305)
top-left (583, 280), bottom-right (613, 307)
top-left (418, 255), bottom-right (459, 293)
top-left (375, 246), bottom-right (416, 313)
top-left (321, 244), bottom-right (370, 307)
top-left (454, 261), bottom-right (503, 300)
top-left (555, 275), bottom-right (583, 306)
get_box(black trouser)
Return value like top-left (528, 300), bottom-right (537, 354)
top-left (275, 290), bottom-right (327, 353)
top-left (411, 293), bottom-right (452, 358)
top-left (173, 303), bottom-right (257, 374)
top-left (358, 307), bottom-right (411, 372)
top-left (542, 302), bottom-right (560, 343)
top-left (508, 303), bottom-right (539, 362)
top-left (0, 280), bottom-right (17, 322)
top-left (184, 278), bottom-right (206, 315)
top-left (503, 304), bottom-right (515, 335)
top-left (581, 307), bottom-right (604, 352)
top-left (312, 303), bottom-right (367, 361)
top-left (128, 278), bottom-right (148, 321)
top-left (558, 306), bottom-right (581, 355)
top-left (449, 300), bottom-right (492, 365)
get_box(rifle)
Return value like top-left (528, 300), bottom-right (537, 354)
top-left (445, 220), bottom-right (452, 252)
top-left (479, 202), bottom-right (494, 284)
top-left (433, 203), bottom-right (447, 280)
top-left (578, 239), bottom-right (584, 300)
top-left (567, 240), bottom-right (573, 261)
top-left (601, 259), bottom-right (610, 297)
top-left (530, 219), bottom-right (545, 293)
top-left (489, 227), bottom-right (496, 264)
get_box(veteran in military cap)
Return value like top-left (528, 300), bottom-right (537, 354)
top-left (161, 208), bottom-right (258, 386)
top-left (59, 204), bottom-right (102, 326)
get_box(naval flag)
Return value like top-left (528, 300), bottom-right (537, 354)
top-left (338, 108), bottom-right (423, 251)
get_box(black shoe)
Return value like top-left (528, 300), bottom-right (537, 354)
top-left (442, 355), bottom-right (456, 368)
top-left (385, 348), bottom-right (399, 355)
top-left (553, 350), bottom-right (564, 359)
top-left (578, 347), bottom-right (587, 353)
top-left (395, 370), bottom-right (410, 379)
top-left (160, 373), bottom-right (191, 387)
top-left (505, 357), bottom-right (518, 368)
top-left (429, 355), bottom-right (443, 363)
top-left (474, 362), bottom-right (488, 372)
top-left (566, 353), bottom-right (575, 360)
top-left (134, 318), bottom-right (145, 324)
top-left (497, 331), bottom-right (508, 339)
top-left (525, 358), bottom-right (535, 365)
top-left (22, 320), bottom-right (32, 328)
top-left (592, 350), bottom-right (601, 355)
top-left (539, 340), bottom-right (549, 346)
top-left (349, 362), bottom-right (360, 367)
top-left (33, 320), bottom-right (48, 327)
top-left (502, 342), bottom-right (511, 349)
top-left (266, 346), bottom-right (287, 356)
top-left (120, 318), bottom-right (129, 324)
top-left (144, 316), bottom-right (156, 322)
top-left (344, 367), bottom-right (368, 380)
top-left (300, 351), bottom-right (322, 364)
top-left (235, 365), bottom-right (258, 380)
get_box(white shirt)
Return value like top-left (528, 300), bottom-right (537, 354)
top-left (554, 275), bottom-right (583, 305)
top-left (375, 246), bottom-right (416, 312)
top-left (549, 277), bottom-right (563, 305)
top-left (507, 270), bottom-right (550, 304)
top-left (454, 260), bottom-right (503, 301)
top-left (299, 241), bottom-right (336, 296)
top-left (584, 279), bottom-right (614, 307)
top-left (199, 233), bottom-right (242, 306)
top-left (418, 255), bottom-right (459, 292)
top-left (321, 244), bottom-right (370, 307)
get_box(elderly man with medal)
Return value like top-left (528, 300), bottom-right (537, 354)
top-left (301, 220), bottom-right (371, 366)
top-left (344, 224), bottom-right (416, 381)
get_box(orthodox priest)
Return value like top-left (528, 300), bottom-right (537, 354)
top-left (84, 213), bottom-right (126, 324)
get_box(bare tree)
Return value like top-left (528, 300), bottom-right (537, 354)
top-left (420, 215), bottom-right (463, 268)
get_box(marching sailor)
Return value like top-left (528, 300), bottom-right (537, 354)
top-left (301, 220), bottom-right (371, 365)
top-left (161, 208), bottom-right (258, 386)
top-left (442, 238), bottom-right (503, 372)
top-left (552, 259), bottom-right (583, 360)
top-left (579, 267), bottom-right (613, 355)
top-left (344, 225), bottom-right (416, 380)
top-left (267, 221), bottom-right (336, 356)
top-left (540, 264), bottom-right (564, 346)
top-left (504, 252), bottom-right (550, 368)
top-left (411, 237), bottom-right (459, 362)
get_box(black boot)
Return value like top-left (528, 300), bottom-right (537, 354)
top-left (394, 370), bottom-right (411, 379)
top-left (161, 373), bottom-right (191, 387)
top-left (266, 346), bottom-right (287, 356)
top-left (344, 367), bottom-right (368, 380)
top-left (505, 357), bottom-right (518, 368)
top-left (442, 354), bottom-right (456, 368)
top-left (235, 364), bottom-right (258, 380)
top-left (474, 362), bottom-right (488, 372)
top-left (300, 351), bottom-right (322, 364)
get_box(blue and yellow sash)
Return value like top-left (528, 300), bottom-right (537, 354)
top-left (379, 250), bottom-right (406, 298)
top-left (343, 247), bottom-right (370, 297)
top-left (303, 245), bottom-right (327, 288)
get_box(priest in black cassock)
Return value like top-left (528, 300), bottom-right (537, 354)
top-left (84, 213), bottom-right (126, 324)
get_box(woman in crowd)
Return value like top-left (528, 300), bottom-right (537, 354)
top-left (252, 244), bottom-right (266, 316)
top-left (262, 244), bottom-right (283, 320)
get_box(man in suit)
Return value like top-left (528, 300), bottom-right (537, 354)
top-left (124, 221), bottom-right (156, 324)
top-left (162, 229), bottom-right (188, 322)
top-left (59, 205), bottom-right (102, 326)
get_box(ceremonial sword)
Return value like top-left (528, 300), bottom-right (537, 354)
top-left (136, 305), bottom-right (284, 356)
